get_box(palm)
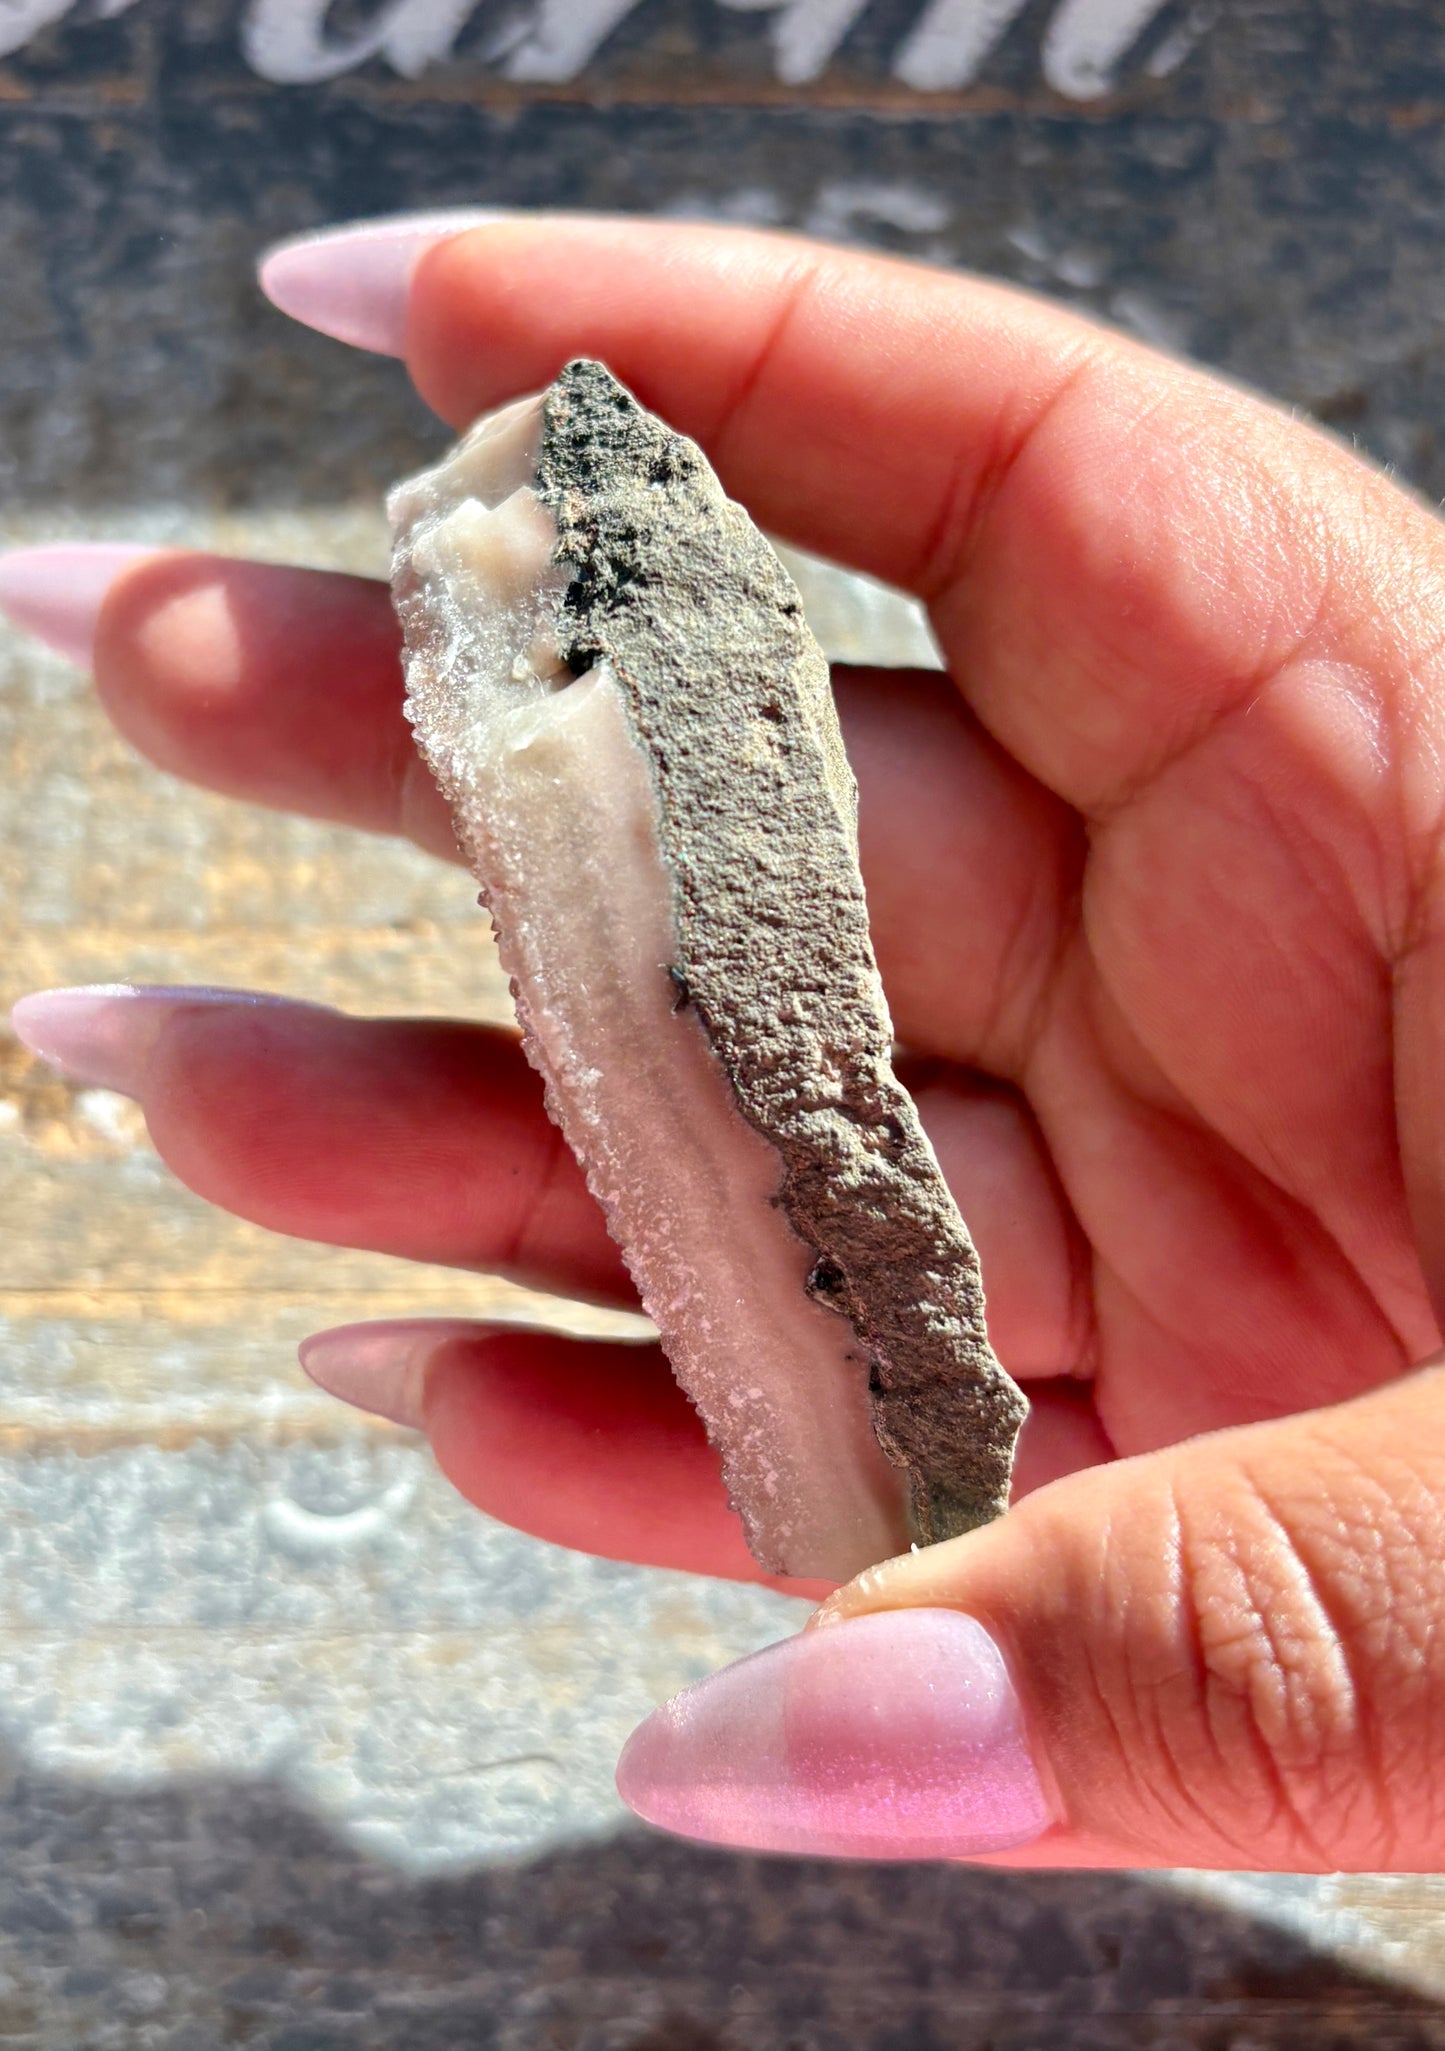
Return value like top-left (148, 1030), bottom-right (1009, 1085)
top-left (898, 663), bottom-right (1435, 1453)
top-left (91, 221), bottom-right (1445, 1588)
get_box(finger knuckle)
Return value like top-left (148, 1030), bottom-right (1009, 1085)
top-left (1123, 1447), bottom-right (1443, 1867)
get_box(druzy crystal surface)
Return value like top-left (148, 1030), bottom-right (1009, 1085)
top-left (390, 362), bottom-right (1026, 1581)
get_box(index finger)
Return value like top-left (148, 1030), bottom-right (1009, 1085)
top-left (402, 217), bottom-right (1444, 814)
top-left (407, 216), bottom-right (1096, 602)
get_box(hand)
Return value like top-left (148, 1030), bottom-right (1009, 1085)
top-left (8, 217), bottom-right (1445, 1872)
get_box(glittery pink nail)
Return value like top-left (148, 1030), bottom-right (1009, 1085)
top-left (259, 210), bottom-right (515, 355)
top-left (299, 1320), bottom-right (488, 1429)
top-left (617, 1607), bottom-right (1052, 1860)
top-left (0, 544), bottom-right (155, 665)
top-left (11, 984), bottom-right (312, 1096)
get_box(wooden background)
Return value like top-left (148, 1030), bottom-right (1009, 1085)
top-left (2, 2), bottom-right (1445, 2044)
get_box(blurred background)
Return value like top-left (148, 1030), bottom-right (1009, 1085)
top-left (2, 1), bottom-right (1445, 2044)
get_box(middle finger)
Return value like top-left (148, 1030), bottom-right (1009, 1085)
top-left (91, 552), bottom-right (1080, 1070)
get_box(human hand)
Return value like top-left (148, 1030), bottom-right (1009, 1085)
top-left (7, 218), bottom-right (1445, 1871)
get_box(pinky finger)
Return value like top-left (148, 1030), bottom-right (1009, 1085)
top-left (300, 1319), bottom-right (835, 1600)
top-left (299, 1323), bottom-right (1115, 1595)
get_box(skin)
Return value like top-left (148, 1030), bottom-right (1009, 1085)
top-left (85, 221), bottom-right (1445, 1870)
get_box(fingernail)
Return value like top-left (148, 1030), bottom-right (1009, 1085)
top-left (617, 1607), bottom-right (1053, 1860)
top-left (0, 543), bottom-right (156, 665)
top-left (10, 984), bottom-right (304, 1096)
top-left (259, 210), bottom-right (518, 355)
top-left (299, 1320), bottom-right (485, 1429)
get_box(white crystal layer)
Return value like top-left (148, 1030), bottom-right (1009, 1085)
top-left (392, 398), bottom-right (910, 1579)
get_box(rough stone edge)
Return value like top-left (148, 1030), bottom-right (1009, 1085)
top-left (534, 360), bottom-right (1026, 1540)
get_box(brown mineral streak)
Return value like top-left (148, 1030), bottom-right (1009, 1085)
top-left (534, 361), bottom-right (1027, 1541)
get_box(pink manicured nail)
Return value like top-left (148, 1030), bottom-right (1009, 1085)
top-left (617, 1607), bottom-right (1052, 1860)
top-left (11, 984), bottom-right (305, 1096)
top-left (258, 210), bottom-right (516, 355)
top-left (299, 1320), bottom-right (488, 1429)
top-left (0, 543), bottom-right (156, 665)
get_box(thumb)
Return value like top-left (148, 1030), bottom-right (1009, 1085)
top-left (616, 1363), bottom-right (1445, 1869)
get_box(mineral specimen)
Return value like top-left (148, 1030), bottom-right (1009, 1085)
top-left (389, 360), bottom-right (1026, 1582)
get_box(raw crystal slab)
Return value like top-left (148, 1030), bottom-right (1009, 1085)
top-left (390, 360), bottom-right (1027, 1582)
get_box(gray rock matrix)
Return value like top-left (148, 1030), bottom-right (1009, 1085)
top-left (535, 360), bottom-right (1026, 1541)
